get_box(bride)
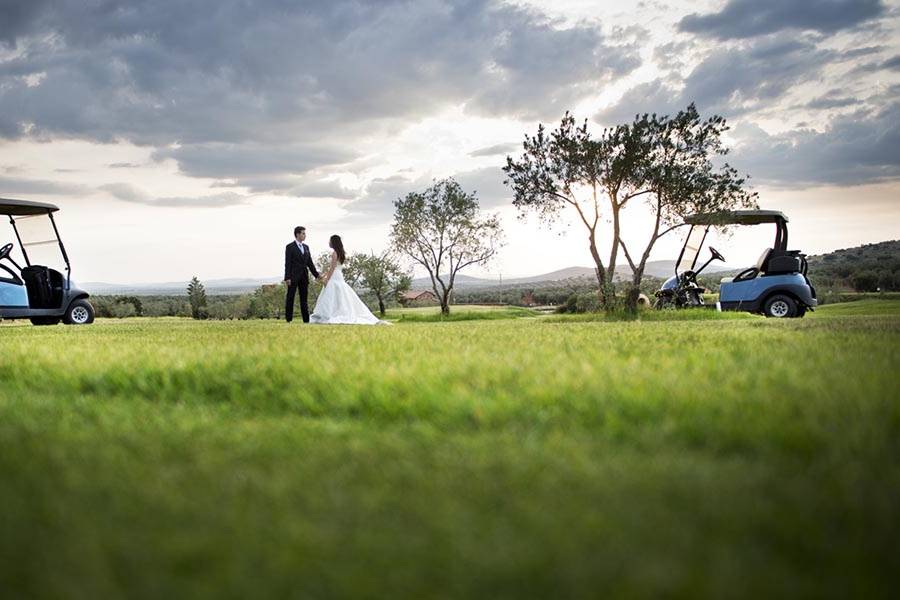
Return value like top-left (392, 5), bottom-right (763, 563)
top-left (310, 235), bottom-right (389, 325)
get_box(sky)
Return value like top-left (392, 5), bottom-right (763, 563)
top-left (0, 0), bottom-right (898, 284)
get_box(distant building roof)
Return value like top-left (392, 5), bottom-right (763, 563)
top-left (401, 289), bottom-right (436, 300)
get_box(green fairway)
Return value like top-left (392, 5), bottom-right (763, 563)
top-left (386, 304), bottom-right (539, 322)
top-left (2, 304), bottom-right (899, 598)
top-left (809, 298), bottom-right (900, 317)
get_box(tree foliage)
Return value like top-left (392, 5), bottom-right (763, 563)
top-left (505, 103), bottom-right (757, 312)
top-left (186, 276), bottom-right (208, 320)
top-left (391, 178), bottom-right (503, 315)
top-left (353, 252), bottom-right (412, 315)
top-left (615, 105), bottom-right (758, 311)
top-left (503, 113), bottom-right (616, 304)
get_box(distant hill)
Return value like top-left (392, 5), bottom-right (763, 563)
top-left (806, 240), bottom-right (899, 292)
top-left (409, 261), bottom-right (734, 290)
top-left (82, 241), bottom-right (899, 296)
top-left (82, 277), bottom-right (282, 296)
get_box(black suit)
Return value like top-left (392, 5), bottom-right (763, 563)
top-left (284, 241), bottom-right (320, 322)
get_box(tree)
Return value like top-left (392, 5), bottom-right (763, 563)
top-left (504, 104), bottom-right (756, 313)
top-left (186, 276), bottom-right (208, 319)
top-left (615, 105), bottom-right (757, 312)
top-left (248, 284), bottom-right (286, 319)
top-left (354, 251), bottom-right (412, 315)
top-left (504, 113), bottom-right (640, 308)
top-left (391, 178), bottom-right (503, 315)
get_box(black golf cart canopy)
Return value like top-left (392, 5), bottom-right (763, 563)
top-left (684, 210), bottom-right (788, 226)
top-left (0, 198), bottom-right (60, 216)
top-left (683, 209), bottom-right (790, 254)
top-left (1, 197), bottom-right (70, 279)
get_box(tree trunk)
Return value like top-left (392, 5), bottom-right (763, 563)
top-left (378, 295), bottom-right (386, 316)
top-left (587, 232), bottom-right (613, 310)
top-left (608, 203), bottom-right (620, 308)
top-left (440, 297), bottom-right (450, 316)
top-left (624, 270), bottom-right (644, 315)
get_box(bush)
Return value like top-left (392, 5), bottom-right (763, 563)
top-left (109, 302), bottom-right (137, 318)
top-left (557, 292), bottom-right (603, 314)
top-left (851, 270), bottom-right (880, 292)
top-left (575, 292), bottom-right (601, 313)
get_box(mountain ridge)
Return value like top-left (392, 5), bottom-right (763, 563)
top-left (81, 260), bottom-right (734, 295)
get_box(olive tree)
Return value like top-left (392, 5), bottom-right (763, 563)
top-left (504, 104), bottom-right (756, 313)
top-left (615, 105), bottom-right (758, 312)
top-left (391, 178), bottom-right (503, 316)
top-left (503, 113), bottom-right (645, 308)
top-left (354, 251), bottom-right (412, 316)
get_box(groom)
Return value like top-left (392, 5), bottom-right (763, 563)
top-left (284, 226), bottom-right (321, 323)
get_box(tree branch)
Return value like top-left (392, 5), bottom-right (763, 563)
top-left (617, 237), bottom-right (637, 272)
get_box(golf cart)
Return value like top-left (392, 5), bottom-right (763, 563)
top-left (0, 198), bottom-right (94, 325)
top-left (655, 210), bottom-right (817, 318)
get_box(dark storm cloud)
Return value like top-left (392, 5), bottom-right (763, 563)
top-left (151, 143), bottom-right (358, 179)
top-left (287, 179), bottom-right (359, 200)
top-left (0, 0), bottom-right (52, 48)
top-left (852, 54), bottom-right (900, 73)
top-left (0, 0), bottom-right (640, 191)
top-left (346, 174), bottom-right (430, 223)
top-left (453, 166), bottom-right (511, 209)
top-left (679, 0), bottom-right (886, 39)
top-left (730, 102), bottom-right (900, 187)
top-left (100, 182), bottom-right (248, 207)
top-left (345, 166), bottom-right (509, 223)
top-left (802, 94), bottom-right (863, 110)
top-left (598, 35), bottom-right (834, 124)
top-left (0, 175), bottom-right (90, 195)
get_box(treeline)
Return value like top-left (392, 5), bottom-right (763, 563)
top-left (92, 284), bottom-right (395, 320)
top-left (452, 276), bottom-right (666, 313)
top-left (806, 240), bottom-right (899, 293)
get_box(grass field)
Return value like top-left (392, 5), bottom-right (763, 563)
top-left (2, 302), bottom-right (899, 598)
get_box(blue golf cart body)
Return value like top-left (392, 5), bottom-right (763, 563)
top-left (0, 198), bottom-right (94, 325)
top-left (657, 210), bottom-right (817, 318)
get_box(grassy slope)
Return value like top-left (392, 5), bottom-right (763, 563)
top-left (809, 298), bottom-right (900, 316)
top-left (385, 305), bottom-right (539, 322)
top-left (1, 304), bottom-right (899, 598)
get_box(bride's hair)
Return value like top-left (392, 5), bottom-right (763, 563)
top-left (329, 235), bottom-right (346, 264)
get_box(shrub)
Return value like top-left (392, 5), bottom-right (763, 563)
top-left (109, 302), bottom-right (137, 318)
top-left (851, 271), bottom-right (879, 292)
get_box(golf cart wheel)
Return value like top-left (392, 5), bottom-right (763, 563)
top-left (30, 316), bottom-right (60, 326)
top-left (764, 294), bottom-right (798, 319)
top-left (654, 294), bottom-right (675, 310)
top-left (64, 299), bottom-right (95, 325)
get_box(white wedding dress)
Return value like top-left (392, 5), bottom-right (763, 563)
top-left (310, 262), bottom-right (387, 325)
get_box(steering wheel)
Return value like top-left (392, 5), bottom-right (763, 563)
top-left (0, 243), bottom-right (12, 261)
top-left (709, 246), bottom-right (726, 262)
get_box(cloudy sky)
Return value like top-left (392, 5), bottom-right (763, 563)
top-left (1, 0), bottom-right (898, 283)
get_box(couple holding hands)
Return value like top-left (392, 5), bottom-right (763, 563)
top-left (284, 226), bottom-right (387, 325)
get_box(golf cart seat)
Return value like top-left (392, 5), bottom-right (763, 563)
top-left (22, 265), bottom-right (64, 308)
top-left (732, 248), bottom-right (772, 283)
top-left (766, 250), bottom-right (804, 275)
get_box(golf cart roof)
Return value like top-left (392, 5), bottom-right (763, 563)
top-left (684, 210), bottom-right (788, 226)
top-left (0, 198), bottom-right (60, 216)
